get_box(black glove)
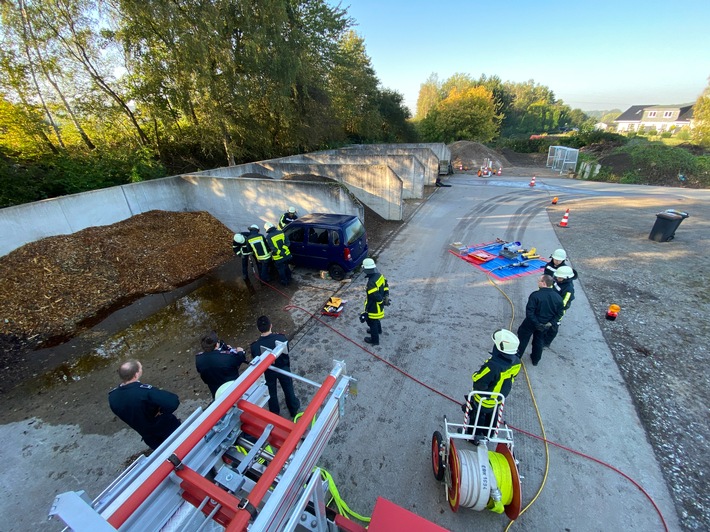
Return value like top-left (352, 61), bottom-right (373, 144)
top-left (383, 296), bottom-right (391, 306)
top-left (535, 323), bottom-right (546, 332)
top-left (359, 313), bottom-right (367, 323)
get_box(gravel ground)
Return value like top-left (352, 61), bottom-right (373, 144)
top-left (541, 184), bottom-right (709, 531)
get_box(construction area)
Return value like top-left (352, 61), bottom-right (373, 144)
top-left (0, 142), bottom-right (708, 531)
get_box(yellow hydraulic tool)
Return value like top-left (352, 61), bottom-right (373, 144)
top-left (521, 247), bottom-right (540, 260)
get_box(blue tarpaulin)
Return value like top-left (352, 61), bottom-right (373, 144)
top-left (450, 242), bottom-right (547, 280)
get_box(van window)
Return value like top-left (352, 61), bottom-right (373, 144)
top-left (288, 226), bottom-right (304, 243)
top-left (331, 230), bottom-right (341, 246)
top-left (309, 227), bottom-right (329, 245)
top-left (344, 219), bottom-right (365, 245)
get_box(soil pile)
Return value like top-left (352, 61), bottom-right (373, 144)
top-left (0, 211), bottom-right (234, 351)
top-left (448, 141), bottom-right (510, 170)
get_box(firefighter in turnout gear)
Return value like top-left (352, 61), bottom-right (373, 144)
top-left (278, 206), bottom-right (298, 230)
top-left (247, 224), bottom-right (272, 282)
top-left (464, 329), bottom-right (521, 436)
top-left (361, 258), bottom-right (389, 346)
top-left (233, 231), bottom-right (253, 280)
top-left (543, 265), bottom-right (576, 348)
top-left (264, 222), bottom-right (292, 286)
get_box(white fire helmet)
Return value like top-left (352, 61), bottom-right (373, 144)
top-left (362, 258), bottom-right (376, 271)
top-left (249, 224), bottom-right (259, 231)
top-left (491, 328), bottom-right (520, 355)
top-left (233, 233), bottom-right (245, 243)
top-left (555, 266), bottom-right (574, 279)
top-left (288, 206), bottom-right (296, 214)
top-left (551, 249), bottom-right (567, 261)
top-left (264, 222), bottom-right (274, 231)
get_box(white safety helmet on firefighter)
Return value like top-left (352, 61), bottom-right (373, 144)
top-left (551, 249), bottom-right (567, 261)
top-left (264, 222), bottom-right (274, 231)
top-left (249, 224), bottom-right (259, 231)
top-left (233, 233), bottom-right (245, 244)
top-left (554, 266), bottom-right (574, 279)
top-left (362, 258), bottom-right (376, 271)
top-left (288, 206), bottom-right (296, 214)
top-left (491, 328), bottom-right (520, 355)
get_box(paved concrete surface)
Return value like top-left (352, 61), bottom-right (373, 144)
top-left (1, 173), bottom-right (682, 531)
top-left (293, 174), bottom-right (680, 531)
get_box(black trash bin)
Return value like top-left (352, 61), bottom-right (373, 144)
top-left (648, 209), bottom-right (689, 242)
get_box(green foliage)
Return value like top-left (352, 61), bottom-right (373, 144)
top-left (418, 86), bottom-right (499, 143)
top-left (559, 129), bottom-right (627, 149)
top-left (497, 136), bottom-right (553, 153)
top-left (0, 147), bottom-right (166, 208)
top-left (691, 85), bottom-right (710, 147)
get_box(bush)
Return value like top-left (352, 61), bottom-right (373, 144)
top-left (0, 148), bottom-right (166, 208)
top-left (561, 130), bottom-right (627, 149)
top-left (498, 136), bottom-right (553, 153)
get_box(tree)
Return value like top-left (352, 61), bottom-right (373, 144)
top-left (419, 86), bottom-right (499, 143)
top-left (691, 80), bottom-right (710, 147)
top-left (415, 73), bottom-right (441, 120)
top-left (376, 89), bottom-right (416, 142)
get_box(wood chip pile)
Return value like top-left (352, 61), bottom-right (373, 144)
top-left (1, 210), bottom-right (234, 350)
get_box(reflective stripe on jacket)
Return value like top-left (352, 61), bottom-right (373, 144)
top-left (266, 229), bottom-right (291, 262)
top-left (247, 234), bottom-right (271, 260)
top-left (472, 358), bottom-right (521, 409)
top-left (364, 273), bottom-right (387, 319)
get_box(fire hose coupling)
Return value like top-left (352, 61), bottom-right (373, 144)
top-left (238, 498), bottom-right (259, 519)
top-left (167, 453), bottom-right (184, 471)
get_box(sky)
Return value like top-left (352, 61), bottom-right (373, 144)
top-left (330, 0), bottom-right (709, 115)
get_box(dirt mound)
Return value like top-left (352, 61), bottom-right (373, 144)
top-left (0, 210), bottom-right (233, 350)
top-left (448, 141), bottom-right (510, 170)
top-left (598, 152), bottom-right (634, 175)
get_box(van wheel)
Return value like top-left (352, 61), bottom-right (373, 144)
top-left (328, 264), bottom-right (345, 281)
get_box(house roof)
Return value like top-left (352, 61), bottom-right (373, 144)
top-left (678, 106), bottom-right (694, 121)
top-left (615, 105), bottom-right (655, 122)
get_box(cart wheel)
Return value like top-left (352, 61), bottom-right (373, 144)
top-left (447, 439), bottom-right (461, 512)
top-left (431, 431), bottom-right (445, 481)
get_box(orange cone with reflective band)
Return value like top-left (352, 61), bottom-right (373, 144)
top-left (552, 196), bottom-right (558, 204)
top-left (529, 176), bottom-right (536, 187)
top-left (558, 208), bottom-right (570, 227)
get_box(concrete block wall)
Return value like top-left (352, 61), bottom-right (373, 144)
top-left (179, 174), bottom-right (363, 233)
top-left (278, 153), bottom-right (423, 200)
top-left (0, 143), bottom-right (427, 256)
top-left (340, 144), bottom-right (449, 186)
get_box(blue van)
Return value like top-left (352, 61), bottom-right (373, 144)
top-left (283, 213), bottom-right (368, 280)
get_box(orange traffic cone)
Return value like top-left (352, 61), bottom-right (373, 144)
top-left (552, 196), bottom-right (558, 204)
top-left (529, 175), bottom-right (536, 187)
top-left (558, 208), bottom-right (570, 227)
top-left (497, 167), bottom-right (502, 176)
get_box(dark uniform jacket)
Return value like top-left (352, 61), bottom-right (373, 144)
top-left (364, 271), bottom-right (389, 319)
top-left (108, 382), bottom-right (180, 449)
top-left (247, 228), bottom-right (271, 260)
top-left (555, 278), bottom-right (575, 313)
top-left (233, 231), bottom-right (253, 257)
top-left (526, 287), bottom-right (564, 329)
top-left (278, 212), bottom-right (298, 230)
top-left (265, 227), bottom-right (292, 262)
top-left (472, 347), bottom-right (522, 409)
top-left (250, 332), bottom-right (290, 369)
top-left (196, 343), bottom-right (247, 397)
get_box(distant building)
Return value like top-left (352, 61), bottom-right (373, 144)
top-left (614, 104), bottom-right (694, 133)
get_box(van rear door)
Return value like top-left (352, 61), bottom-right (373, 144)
top-left (344, 217), bottom-right (368, 265)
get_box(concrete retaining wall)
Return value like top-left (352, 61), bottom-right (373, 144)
top-left (0, 143), bottom-right (423, 257)
top-left (278, 153), bottom-right (423, 200)
top-left (340, 144), bottom-right (448, 186)
top-left (179, 174), bottom-right (363, 233)
top-left (0, 175), bottom-right (364, 257)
